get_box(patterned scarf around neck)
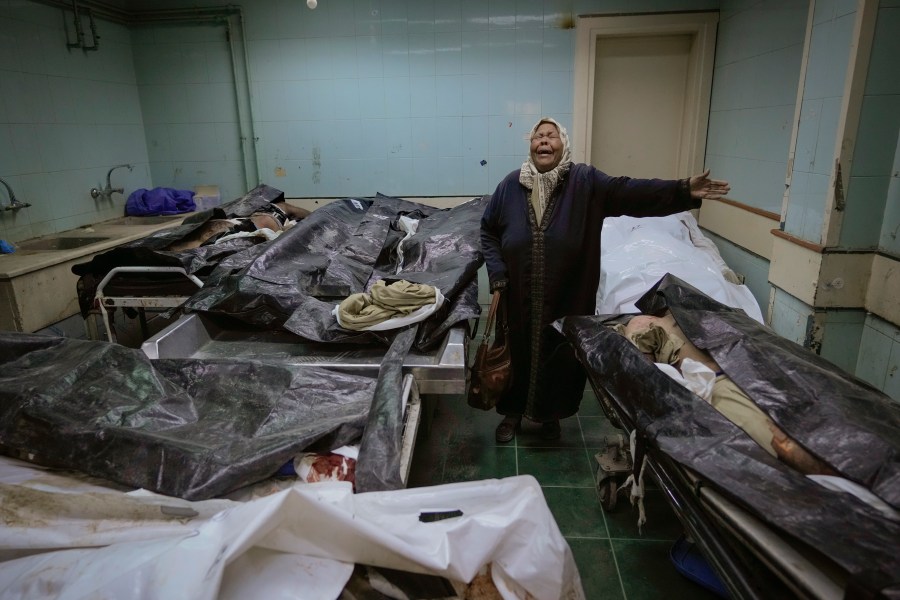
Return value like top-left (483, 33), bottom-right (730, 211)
top-left (519, 117), bottom-right (572, 224)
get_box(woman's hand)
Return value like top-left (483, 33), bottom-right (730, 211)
top-left (689, 169), bottom-right (730, 200)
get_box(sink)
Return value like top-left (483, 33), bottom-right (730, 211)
top-left (108, 215), bottom-right (184, 226)
top-left (16, 236), bottom-right (112, 251)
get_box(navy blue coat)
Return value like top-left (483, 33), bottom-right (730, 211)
top-left (480, 163), bottom-right (699, 421)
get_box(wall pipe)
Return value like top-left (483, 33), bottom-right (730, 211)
top-left (65, 0), bottom-right (85, 48)
top-left (237, 10), bottom-right (261, 189)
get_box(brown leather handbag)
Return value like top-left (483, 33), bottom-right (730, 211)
top-left (467, 290), bottom-right (512, 410)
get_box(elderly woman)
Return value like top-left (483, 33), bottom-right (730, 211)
top-left (480, 117), bottom-right (730, 443)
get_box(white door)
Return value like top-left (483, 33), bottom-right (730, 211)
top-left (592, 34), bottom-right (691, 179)
top-left (573, 13), bottom-right (718, 179)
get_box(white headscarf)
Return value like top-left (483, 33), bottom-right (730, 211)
top-left (519, 117), bottom-right (572, 224)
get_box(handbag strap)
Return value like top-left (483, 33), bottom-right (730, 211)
top-left (481, 290), bottom-right (501, 344)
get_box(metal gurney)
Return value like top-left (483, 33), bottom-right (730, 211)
top-left (74, 189), bottom-right (487, 395)
top-left (556, 275), bottom-right (900, 600)
top-left (140, 311), bottom-right (467, 396)
top-left (40, 191), bottom-right (488, 499)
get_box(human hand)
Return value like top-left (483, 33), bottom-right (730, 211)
top-left (689, 169), bottom-right (730, 200)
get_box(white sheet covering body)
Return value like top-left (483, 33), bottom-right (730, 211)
top-left (0, 457), bottom-right (583, 600)
top-left (598, 212), bottom-right (763, 322)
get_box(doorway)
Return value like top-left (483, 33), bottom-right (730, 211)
top-left (572, 13), bottom-right (718, 179)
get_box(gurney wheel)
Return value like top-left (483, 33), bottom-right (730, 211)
top-left (598, 477), bottom-right (618, 512)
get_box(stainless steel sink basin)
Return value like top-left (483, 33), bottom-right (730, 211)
top-left (16, 236), bottom-right (111, 251)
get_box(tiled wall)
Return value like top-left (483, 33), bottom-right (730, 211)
top-left (237, 0), bottom-right (715, 200)
top-left (701, 0), bottom-right (806, 338)
top-left (702, 229), bottom-right (771, 315)
top-left (857, 314), bottom-right (900, 399)
top-left (2, 0), bottom-right (720, 243)
top-left (843, 3), bottom-right (900, 252)
top-left (0, 0), bottom-right (150, 244)
top-left (820, 309), bottom-right (866, 373)
top-left (782, 0), bottom-right (857, 244)
top-left (705, 0), bottom-right (808, 215)
top-left (769, 286), bottom-right (812, 346)
top-left (132, 22), bottom-right (248, 203)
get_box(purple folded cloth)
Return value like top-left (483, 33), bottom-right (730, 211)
top-left (125, 188), bottom-right (196, 216)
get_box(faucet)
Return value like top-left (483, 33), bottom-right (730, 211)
top-left (91, 164), bottom-right (134, 201)
top-left (0, 177), bottom-right (31, 212)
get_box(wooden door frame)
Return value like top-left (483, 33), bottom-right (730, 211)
top-left (572, 12), bottom-right (719, 176)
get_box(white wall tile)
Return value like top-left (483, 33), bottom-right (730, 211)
top-left (515, 28), bottom-right (542, 73)
top-left (434, 0), bottom-right (462, 32)
top-left (305, 37), bottom-right (336, 80)
top-left (490, 0), bottom-right (517, 29)
top-left (460, 31), bottom-right (490, 76)
top-left (357, 35), bottom-right (384, 78)
top-left (3, 125), bottom-right (36, 175)
top-left (280, 38), bottom-right (308, 81)
top-left (541, 27), bottom-right (573, 72)
top-left (488, 29), bottom-right (516, 75)
top-left (436, 116), bottom-right (463, 157)
top-left (358, 78), bottom-right (386, 119)
top-left (355, 0), bottom-right (382, 37)
top-left (866, 7), bottom-right (900, 95)
top-left (879, 133), bottom-right (900, 255)
top-left (410, 116), bottom-right (438, 157)
top-left (436, 75), bottom-right (462, 116)
top-left (408, 33), bottom-right (436, 77)
top-left (488, 74), bottom-right (516, 116)
top-left (462, 115), bottom-right (489, 157)
top-left (540, 70), bottom-right (572, 116)
top-left (304, 79), bottom-right (337, 120)
top-left (462, 74), bottom-right (490, 115)
top-left (770, 287), bottom-right (811, 345)
top-left (437, 156), bottom-right (464, 194)
top-left (434, 31), bottom-right (461, 75)
top-left (841, 175), bottom-right (889, 248)
top-left (384, 118), bottom-right (413, 158)
top-left (329, 36), bottom-right (358, 79)
top-left (517, 0), bottom-right (544, 28)
top-left (380, 1), bottom-right (408, 36)
top-left (460, 0), bottom-right (490, 31)
top-left (407, 0), bottom-right (436, 35)
top-left (856, 323), bottom-right (892, 390)
top-left (248, 39), bottom-right (283, 82)
top-left (853, 94), bottom-right (900, 177)
top-left (384, 76), bottom-right (411, 117)
top-left (333, 78), bottom-right (362, 120)
top-left (409, 76), bottom-right (436, 117)
top-left (382, 34), bottom-right (410, 78)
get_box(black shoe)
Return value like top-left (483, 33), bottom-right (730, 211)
top-left (495, 415), bottom-right (521, 443)
top-left (541, 420), bottom-right (561, 441)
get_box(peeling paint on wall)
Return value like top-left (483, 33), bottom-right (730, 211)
top-left (312, 147), bottom-right (321, 185)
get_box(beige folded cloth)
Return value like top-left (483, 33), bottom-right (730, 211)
top-left (369, 279), bottom-right (436, 314)
top-left (337, 294), bottom-right (396, 329)
top-left (337, 280), bottom-right (438, 330)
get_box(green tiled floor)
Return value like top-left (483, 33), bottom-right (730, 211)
top-left (407, 387), bottom-right (723, 599)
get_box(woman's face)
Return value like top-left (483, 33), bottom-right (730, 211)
top-left (530, 122), bottom-right (564, 173)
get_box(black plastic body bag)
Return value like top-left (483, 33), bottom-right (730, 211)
top-left (556, 274), bottom-right (900, 597)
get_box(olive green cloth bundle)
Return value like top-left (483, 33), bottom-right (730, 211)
top-left (337, 280), bottom-right (439, 331)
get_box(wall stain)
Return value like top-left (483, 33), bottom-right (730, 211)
top-left (312, 147), bottom-right (321, 185)
top-left (558, 13), bottom-right (575, 29)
